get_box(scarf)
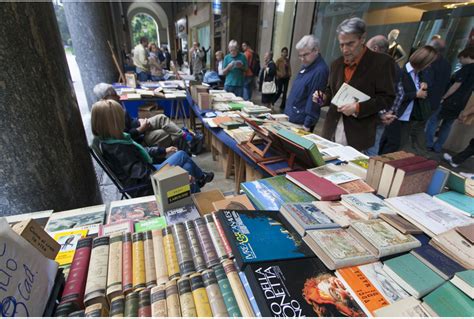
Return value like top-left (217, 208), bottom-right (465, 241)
top-left (100, 133), bottom-right (153, 164)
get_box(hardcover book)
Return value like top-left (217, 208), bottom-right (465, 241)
top-left (45, 205), bottom-right (106, 233)
top-left (434, 191), bottom-right (474, 217)
top-left (374, 296), bottom-right (429, 317)
top-left (212, 194), bottom-right (255, 211)
top-left (216, 210), bottom-right (314, 269)
top-left (280, 202), bottom-right (339, 236)
top-left (244, 257), bottom-right (366, 317)
top-left (108, 195), bottom-right (161, 224)
top-left (422, 282), bottom-right (474, 317)
top-left (456, 223), bottom-right (474, 243)
top-left (134, 217), bottom-right (167, 232)
top-left (426, 166), bottom-right (450, 196)
top-left (191, 189), bottom-right (225, 215)
top-left (313, 201), bottom-right (364, 227)
top-left (277, 128), bottom-right (325, 167)
top-left (387, 159), bottom-right (437, 198)
top-left (367, 151), bottom-right (413, 190)
top-left (341, 193), bottom-right (395, 219)
top-left (411, 245), bottom-right (465, 280)
top-left (241, 175), bottom-right (315, 211)
top-left (164, 204), bottom-right (201, 225)
top-left (379, 213), bottom-right (422, 234)
top-left (286, 171), bottom-right (347, 201)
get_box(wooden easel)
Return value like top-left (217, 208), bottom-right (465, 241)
top-left (107, 40), bottom-right (126, 84)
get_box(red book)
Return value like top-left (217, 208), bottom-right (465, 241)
top-left (286, 171), bottom-right (347, 201)
top-left (60, 237), bottom-right (93, 310)
top-left (122, 232), bottom-right (133, 294)
top-left (389, 160), bottom-right (438, 197)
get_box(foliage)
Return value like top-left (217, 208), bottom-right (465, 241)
top-left (131, 13), bottom-right (159, 46)
top-left (54, 4), bottom-right (71, 47)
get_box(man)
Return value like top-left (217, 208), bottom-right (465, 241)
top-left (315, 18), bottom-right (395, 152)
top-left (132, 37), bottom-right (150, 82)
top-left (162, 46), bottom-right (171, 70)
top-left (284, 35), bottom-right (328, 132)
top-left (190, 42), bottom-right (205, 81)
top-left (222, 40), bottom-right (248, 98)
top-left (242, 41), bottom-right (258, 101)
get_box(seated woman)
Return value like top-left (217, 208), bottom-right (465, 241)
top-left (91, 99), bottom-right (213, 197)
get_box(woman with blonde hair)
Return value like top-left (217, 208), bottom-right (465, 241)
top-left (91, 100), bottom-right (213, 196)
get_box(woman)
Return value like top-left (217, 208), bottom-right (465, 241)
top-left (215, 50), bottom-right (225, 84)
top-left (274, 47), bottom-right (292, 111)
top-left (91, 100), bottom-right (213, 197)
top-left (259, 51), bottom-right (277, 108)
top-left (148, 43), bottom-right (165, 81)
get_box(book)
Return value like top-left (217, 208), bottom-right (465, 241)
top-left (331, 82), bottom-right (370, 108)
top-left (151, 166), bottom-right (193, 212)
top-left (313, 201), bottom-right (364, 227)
top-left (107, 195), bottom-right (161, 224)
top-left (191, 189), bottom-right (225, 215)
top-left (348, 220), bottom-right (421, 257)
top-left (241, 175), bottom-right (315, 211)
top-left (456, 223), bottom-right (474, 243)
top-left (134, 216), bottom-right (167, 232)
top-left (338, 179), bottom-right (375, 194)
top-left (122, 233), bottom-right (133, 294)
top-left (347, 158), bottom-right (369, 179)
top-left (238, 271), bottom-right (262, 317)
top-left (98, 220), bottom-right (134, 236)
top-left (309, 165), bottom-right (360, 184)
top-left (11, 218), bottom-right (60, 260)
top-left (162, 226), bottom-right (181, 280)
top-left (124, 291), bottom-right (139, 317)
top-left (303, 228), bottom-right (377, 270)
top-left (132, 232), bottom-right (146, 290)
top-left (277, 128), bottom-right (325, 166)
top-left (286, 171), bottom-right (347, 201)
top-left (212, 194), bottom-right (255, 211)
top-left (164, 204), bottom-right (200, 225)
top-left (45, 204), bottom-right (106, 233)
top-left (84, 303), bottom-right (108, 317)
top-left (382, 253), bottom-right (445, 298)
top-left (450, 269), bottom-right (474, 299)
top-left (151, 230), bottom-right (168, 285)
top-left (321, 145), bottom-right (368, 162)
top-left (221, 259), bottom-right (255, 317)
top-left (280, 202), bottom-right (340, 236)
top-left (194, 218), bottom-right (220, 269)
top-left (183, 220), bottom-right (207, 272)
top-left (213, 264), bottom-right (242, 317)
top-left (110, 295), bottom-right (125, 317)
top-left (171, 223), bottom-right (196, 276)
top-left (411, 245), bottom-right (466, 280)
top-left (150, 285), bottom-right (167, 317)
top-left (307, 163), bottom-right (340, 177)
top-left (106, 233), bottom-right (123, 300)
top-left (426, 166), bottom-right (450, 196)
top-left (302, 133), bottom-right (339, 149)
top-left (379, 213), bottom-right (422, 234)
top-left (422, 282), bottom-right (474, 317)
top-left (52, 228), bottom-right (89, 266)
top-left (217, 210), bottom-right (314, 269)
top-left (446, 169), bottom-right (473, 196)
top-left (202, 269), bottom-right (229, 317)
top-left (6, 209), bottom-right (53, 227)
top-left (138, 289), bottom-right (152, 317)
top-left (204, 214), bottom-right (228, 261)
top-left (341, 193), bottom-right (395, 219)
top-left (367, 151), bottom-right (413, 190)
top-left (430, 228), bottom-right (474, 269)
top-left (434, 191), bottom-right (474, 217)
top-left (385, 193), bottom-right (473, 237)
top-left (388, 159), bottom-right (437, 198)
top-left (177, 277), bottom-right (198, 317)
top-left (244, 257), bottom-right (365, 317)
top-left (374, 296), bottom-right (429, 317)
top-left (84, 236), bottom-right (110, 307)
top-left (190, 273), bottom-right (213, 317)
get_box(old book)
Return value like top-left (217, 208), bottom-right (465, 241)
top-left (191, 188), bottom-right (225, 215)
top-left (107, 195), bottom-right (161, 224)
top-left (183, 220), bottom-right (207, 272)
top-left (134, 216), bottom-right (167, 233)
top-left (280, 202), bottom-right (340, 236)
top-left (367, 151), bottom-right (413, 190)
top-left (12, 218), bottom-right (60, 260)
top-left (212, 194), bottom-right (255, 211)
top-left (309, 164), bottom-right (360, 184)
top-left (427, 165), bottom-right (451, 195)
top-left (204, 214), bottom-right (228, 262)
top-left (84, 236), bottom-right (110, 307)
top-left (110, 295), bottom-right (124, 317)
top-left (151, 229), bottom-right (168, 285)
top-left (430, 228), bottom-right (474, 269)
top-left (152, 165), bottom-right (193, 212)
top-left (341, 193), bottom-right (395, 219)
top-left (388, 159), bottom-right (437, 198)
top-left (383, 254), bottom-right (445, 298)
top-left (222, 259), bottom-right (255, 317)
top-left (68, 309), bottom-right (85, 317)
top-left (446, 169), bottom-right (474, 196)
top-left (202, 269), bottom-right (229, 317)
top-left (177, 277), bottom-right (198, 317)
top-left (374, 296), bottom-right (429, 317)
top-left (211, 212), bottom-right (234, 258)
top-left (84, 303), bottom-right (108, 317)
top-left (338, 178), bottom-right (375, 194)
top-left (98, 220), bottom-right (134, 237)
top-left (379, 213), bottom-right (423, 234)
top-left (286, 171), bottom-right (347, 201)
top-left (194, 217), bottom-right (220, 268)
top-left (138, 289), bottom-right (152, 317)
top-left (171, 223), bottom-right (196, 276)
top-left (122, 233), bottom-right (133, 294)
top-left (151, 285), bottom-right (167, 317)
top-left (411, 245), bottom-right (465, 280)
top-left (124, 291), bottom-right (139, 317)
top-left (143, 231), bottom-right (157, 288)
top-left (277, 128), bottom-right (325, 166)
top-left (162, 226), bottom-right (181, 280)
top-left (6, 209), bottom-right (53, 228)
top-left (164, 204), bottom-right (200, 225)
top-left (52, 228), bottom-right (89, 266)
top-left (313, 201), bottom-right (364, 227)
top-left (450, 269), bottom-right (474, 299)
top-left (213, 264), bottom-right (242, 317)
top-left (331, 82), bottom-right (370, 107)
top-left (45, 204), bottom-right (106, 233)
top-left (132, 232), bottom-right (146, 291)
top-left (303, 228), bottom-right (377, 270)
top-left (434, 191), bottom-right (474, 217)
top-left (165, 279), bottom-right (182, 317)
top-left (106, 233), bottom-right (123, 301)
top-left (456, 223), bottom-right (474, 243)
top-left (422, 282), bottom-right (474, 317)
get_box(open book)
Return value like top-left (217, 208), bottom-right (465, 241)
top-left (331, 83), bottom-right (370, 108)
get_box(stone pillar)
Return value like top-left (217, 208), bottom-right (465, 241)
top-left (0, 2), bottom-right (102, 215)
top-left (63, 1), bottom-right (118, 109)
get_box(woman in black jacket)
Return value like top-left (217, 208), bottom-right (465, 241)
top-left (259, 51), bottom-right (277, 108)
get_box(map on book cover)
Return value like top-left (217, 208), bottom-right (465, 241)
top-left (45, 205), bottom-right (106, 233)
top-left (107, 195), bottom-right (161, 223)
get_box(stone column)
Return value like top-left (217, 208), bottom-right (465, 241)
top-left (0, 2), bottom-right (102, 215)
top-left (63, 1), bottom-right (118, 109)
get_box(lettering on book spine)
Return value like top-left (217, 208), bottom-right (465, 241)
top-left (132, 232), bottom-right (146, 291)
top-left (151, 285), bottom-right (167, 317)
top-left (190, 273), bottom-right (213, 317)
top-left (84, 236), bottom-right (109, 307)
top-left (202, 269), bottom-right (229, 317)
top-left (177, 277), bottom-right (198, 317)
top-left (143, 231), bottom-right (157, 287)
top-left (172, 223), bottom-right (196, 276)
top-left (213, 264), bottom-right (242, 316)
top-left (194, 218), bottom-right (219, 268)
top-left (184, 220), bottom-right (207, 272)
top-left (122, 232), bottom-right (133, 293)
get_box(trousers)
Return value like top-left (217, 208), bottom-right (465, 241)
top-left (144, 114), bottom-right (183, 148)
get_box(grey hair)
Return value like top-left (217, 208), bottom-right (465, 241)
top-left (295, 35), bottom-right (320, 51)
top-left (369, 35), bottom-right (389, 53)
top-left (336, 17), bottom-right (366, 37)
top-left (93, 83), bottom-right (116, 100)
top-left (228, 40), bottom-right (239, 50)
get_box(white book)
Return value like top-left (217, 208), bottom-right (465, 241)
top-left (374, 296), bottom-right (429, 317)
top-left (341, 193), bottom-right (395, 219)
top-left (331, 82), bottom-right (370, 108)
top-left (322, 145), bottom-right (368, 161)
top-left (45, 204), bottom-right (106, 233)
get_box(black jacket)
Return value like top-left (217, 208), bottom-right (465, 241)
top-left (396, 65), bottom-right (429, 118)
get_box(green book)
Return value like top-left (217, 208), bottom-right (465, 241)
top-left (451, 269), bottom-right (474, 299)
top-left (277, 129), bottom-right (325, 167)
top-left (446, 171), bottom-right (466, 194)
top-left (134, 216), bottom-right (167, 233)
top-left (383, 254), bottom-right (445, 298)
top-left (422, 282), bottom-right (474, 317)
top-left (228, 102), bottom-right (244, 111)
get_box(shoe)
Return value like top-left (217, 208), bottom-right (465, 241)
top-left (198, 172), bottom-right (214, 188)
top-left (443, 153), bottom-right (459, 168)
top-left (460, 172), bottom-right (474, 179)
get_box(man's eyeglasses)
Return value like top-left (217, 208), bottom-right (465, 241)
top-left (298, 49), bottom-right (315, 59)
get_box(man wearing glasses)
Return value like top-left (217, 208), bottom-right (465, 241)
top-left (284, 35), bottom-right (329, 132)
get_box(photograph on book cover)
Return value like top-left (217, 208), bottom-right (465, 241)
top-left (108, 196), bottom-right (161, 223)
top-left (45, 205), bottom-right (106, 232)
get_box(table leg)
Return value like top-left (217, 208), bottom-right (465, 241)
top-left (234, 156), bottom-right (245, 193)
top-left (179, 100), bottom-right (189, 128)
top-left (225, 148), bottom-right (234, 179)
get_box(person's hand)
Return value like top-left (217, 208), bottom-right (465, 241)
top-left (338, 102), bottom-right (358, 116)
top-left (312, 90), bottom-right (326, 104)
top-left (381, 111), bottom-right (397, 125)
top-left (235, 60), bottom-right (243, 68)
top-left (137, 118), bottom-right (151, 133)
top-left (416, 88), bottom-right (428, 99)
top-left (420, 82), bottom-right (428, 90)
top-left (166, 146), bottom-right (177, 155)
top-left (458, 112), bottom-right (468, 124)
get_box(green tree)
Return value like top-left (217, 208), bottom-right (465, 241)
top-left (131, 13), bottom-right (159, 46)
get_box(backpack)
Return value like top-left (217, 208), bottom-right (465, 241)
top-left (249, 52), bottom-right (261, 77)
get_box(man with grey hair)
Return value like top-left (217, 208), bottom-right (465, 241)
top-left (314, 17), bottom-right (396, 151)
top-left (284, 35), bottom-right (329, 131)
top-left (222, 39), bottom-right (248, 97)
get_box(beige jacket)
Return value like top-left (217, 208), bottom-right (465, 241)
top-left (132, 44), bottom-right (149, 72)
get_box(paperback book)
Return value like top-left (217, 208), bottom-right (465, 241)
top-left (430, 228), bottom-right (474, 269)
top-left (51, 228), bottom-right (89, 266)
top-left (341, 193), bottom-right (395, 219)
top-left (450, 269), bottom-right (474, 299)
top-left (134, 217), bottom-right (167, 232)
top-left (313, 201), bottom-right (364, 227)
top-left (422, 282), bottom-right (474, 317)
top-left (374, 296), bottom-right (429, 317)
top-left (164, 204), bottom-right (201, 225)
top-left (45, 205), bottom-right (106, 233)
top-left (411, 245), bottom-right (465, 280)
top-left (280, 202), bottom-right (340, 236)
top-left (107, 195), bottom-right (161, 223)
top-left (434, 191), bottom-right (474, 217)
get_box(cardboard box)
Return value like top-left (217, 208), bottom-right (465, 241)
top-left (198, 93), bottom-right (213, 109)
top-left (11, 219), bottom-right (61, 260)
top-left (151, 166), bottom-right (193, 212)
top-left (191, 85), bottom-right (209, 102)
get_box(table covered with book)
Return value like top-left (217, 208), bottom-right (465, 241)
top-left (2, 146), bottom-right (473, 317)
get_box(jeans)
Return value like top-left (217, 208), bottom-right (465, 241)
top-left (366, 124), bottom-right (385, 156)
top-left (224, 85), bottom-right (243, 98)
top-left (154, 150), bottom-right (203, 193)
top-left (432, 118), bottom-right (455, 153)
top-left (136, 69), bottom-right (150, 82)
top-left (243, 76), bottom-right (254, 101)
top-left (425, 108), bottom-right (440, 149)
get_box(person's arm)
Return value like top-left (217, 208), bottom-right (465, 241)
top-left (442, 82), bottom-right (462, 101)
top-left (222, 57), bottom-right (233, 75)
top-left (304, 67), bottom-right (329, 129)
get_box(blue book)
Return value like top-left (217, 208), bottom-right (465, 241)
top-left (238, 271), bottom-right (261, 317)
top-left (241, 175), bottom-right (315, 210)
top-left (216, 210), bottom-right (314, 269)
top-left (434, 191), bottom-right (474, 217)
top-left (411, 245), bottom-right (465, 280)
top-left (426, 166), bottom-right (450, 196)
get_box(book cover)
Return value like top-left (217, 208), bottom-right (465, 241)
top-left (411, 245), bottom-right (465, 280)
top-left (134, 217), bottom-right (167, 232)
top-left (426, 166), bottom-right (450, 196)
top-left (451, 269), bottom-right (474, 298)
top-left (45, 205), bottom-right (106, 233)
top-left (6, 210), bottom-right (53, 228)
top-left (244, 257), bottom-right (365, 317)
top-left (389, 160), bottom-right (437, 197)
top-left (422, 282), bottom-right (474, 317)
top-left (338, 179), bottom-right (375, 194)
top-left (52, 228), bottom-right (89, 266)
top-left (341, 193), bottom-right (395, 219)
top-left (84, 236), bottom-right (110, 307)
top-left (313, 201), bottom-right (364, 227)
top-left (164, 204), bottom-right (201, 225)
top-left (286, 171), bottom-right (347, 201)
top-left (151, 165), bottom-right (193, 213)
top-left (308, 164), bottom-right (341, 177)
top-left (241, 175), bottom-right (315, 211)
top-left (212, 194), bottom-right (255, 211)
top-left (280, 202), bottom-right (339, 236)
top-left (108, 195), bottom-right (161, 224)
top-left (98, 220), bottom-right (134, 236)
top-left (434, 191), bottom-right (474, 217)
top-left (191, 189), bottom-right (225, 215)
top-left (430, 228), bottom-right (474, 269)
top-left (446, 170), bottom-right (468, 194)
top-left (107, 233), bottom-right (123, 300)
top-left (456, 223), bottom-right (474, 243)
top-left (317, 170), bottom-right (360, 185)
top-left (374, 296), bottom-right (428, 317)
top-left (277, 128), bottom-right (325, 166)
top-left (379, 213), bottom-right (422, 234)
top-left (217, 210), bottom-right (314, 269)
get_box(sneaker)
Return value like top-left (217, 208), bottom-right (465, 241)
top-left (443, 153), bottom-right (459, 168)
top-left (198, 172), bottom-right (214, 188)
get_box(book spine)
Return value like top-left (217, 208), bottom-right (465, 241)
top-left (202, 269), bottom-right (229, 317)
top-left (60, 237), bottom-right (93, 308)
top-left (204, 214), bottom-right (229, 261)
top-left (212, 212), bottom-right (234, 258)
top-left (194, 217), bottom-right (220, 268)
top-left (143, 231), bottom-right (157, 288)
top-left (109, 295), bottom-right (124, 317)
top-left (184, 220), bottom-right (207, 272)
top-left (165, 279), bottom-right (182, 317)
top-left (239, 271), bottom-right (262, 317)
top-left (222, 259), bottom-right (255, 317)
top-left (150, 285), bottom-right (167, 317)
top-left (54, 302), bottom-right (77, 317)
top-left (67, 309), bottom-right (85, 317)
top-left (151, 229), bottom-right (168, 285)
top-left (171, 223), bottom-right (196, 276)
top-left (132, 232), bottom-right (146, 291)
top-left (190, 273), bottom-right (213, 317)
top-left (138, 288), bottom-right (151, 317)
top-left (84, 303), bottom-right (108, 317)
top-left (162, 226), bottom-right (180, 280)
top-left (106, 233), bottom-right (123, 301)
top-left (84, 236), bottom-right (110, 307)
top-left (124, 291), bottom-right (139, 317)
top-left (122, 232), bottom-right (133, 294)
top-left (177, 277), bottom-right (198, 317)
top-left (213, 264), bottom-right (242, 317)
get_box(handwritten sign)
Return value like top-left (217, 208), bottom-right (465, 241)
top-left (0, 218), bottom-right (58, 317)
